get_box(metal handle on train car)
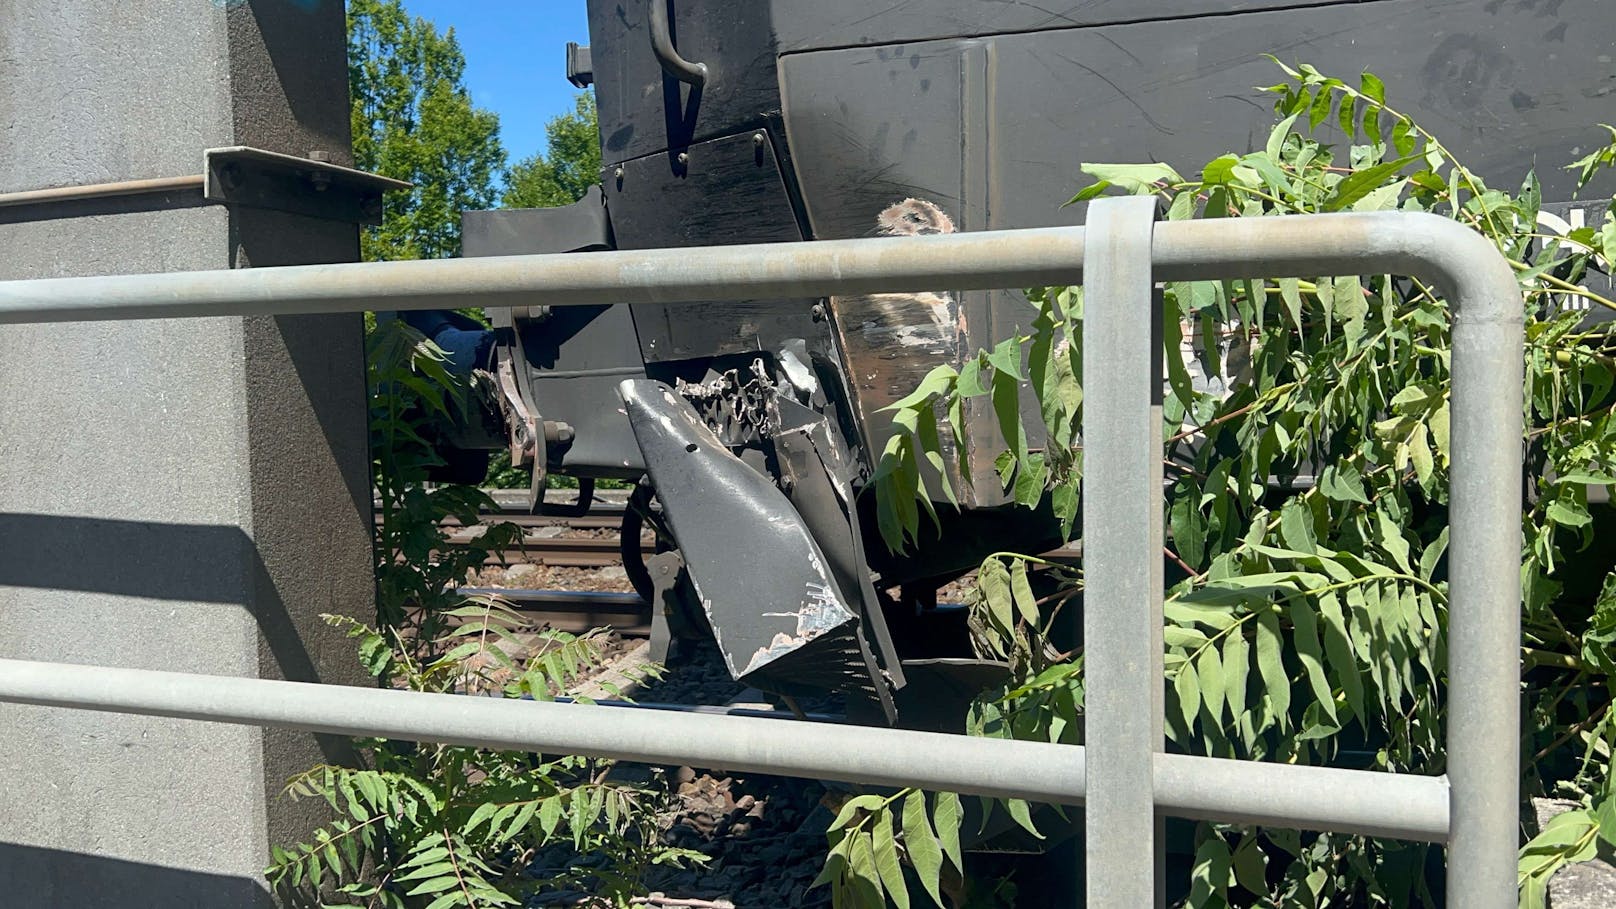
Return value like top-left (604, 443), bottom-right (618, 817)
top-left (649, 0), bottom-right (706, 86)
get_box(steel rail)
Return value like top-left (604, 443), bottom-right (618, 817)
top-left (0, 657), bottom-right (1451, 842)
top-left (0, 211), bottom-right (1521, 906)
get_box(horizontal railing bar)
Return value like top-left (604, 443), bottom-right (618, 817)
top-left (1153, 753), bottom-right (1451, 843)
top-left (0, 212), bottom-right (1497, 325)
top-left (0, 657), bottom-right (1086, 804)
top-left (0, 658), bottom-right (1451, 842)
top-left (0, 226), bottom-right (1087, 323)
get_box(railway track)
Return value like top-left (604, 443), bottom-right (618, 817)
top-left (448, 587), bottom-right (653, 637)
top-left (440, 532), bottom-right (654, 567)
top-left (374, 489), bottom-right (647, 567)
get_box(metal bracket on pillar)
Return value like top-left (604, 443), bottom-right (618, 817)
top-left (204, 146), bottom-right (411, 225)
top-left (1081, 195), bottom-right (1164, 907)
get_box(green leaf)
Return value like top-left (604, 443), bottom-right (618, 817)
top-left (934, 792), bottom-right (964, 873)
top-left (1201, 154), bottom-right (1241, 186)
top-left (1166, 626), bottom-right (1211, 649)
top-left (1170, 478), bottom-right (1208, 571)
top-left (1189, 834), bottom-right (1233, 906)
top-left (1266, 113), bottom-right (1300, 159)
top-left (1375, 509), bottom-right (1413, 573)
top-left (1390, 118), bottom-right (1417, 157)
top-left (1175, 659), bottom-right (1203, 731)
top-left (1010, 559), bottom-right (1039, 625)
top-left (957, 356), bottom-right (990, 397)
top-left (1231, 833), bottom-right (1268, 896)
top-left (1317, 593), bottom-right (1366, 726)
top-left (395, 862), bottom-right (458, 883)
top-left (1337, 94), bottom-right (1357, 138)
top-left (404, 875), bottom-right (461, 897)
top-left (1419, 526), bottom-right (1449, 582)
top-left (1278, 277), bottom-right (1304, 330)
top-left (1307, 84), bottom-right (1335, 130)
top-left (1078, 162), bottom-right (1182, 195)
top-left (978, 558), bottom-right (1015, 632)
top-left (985, 334), bottom-right (1026, 381)
top-left (464, 802), bottom-right (499, 837)
top-left (1288, 600), bottom-right (1338, 726)
top-left (1324, 155), bottom-right (1420, 211)
top-left (1594, 794), bottom-right (1616, 850)
top-left (1068, 179), bottom-right (1115, 203)
top-left (829, 794), bottom-right (887, 833)
top-left (848, 830), bottom-right (886, 906)
top-left (884, 365), bottom-right (958, 412)
top-left (1279, 501), bottom-right (1317, 554)
top-left (1360, 71), bottom-right (1386, 105)
top-left (1409, 422), bottom-right (1435, 485)
top-left (1255, 609), bottom-right (1292, 726)
top-left (873, 809), bottom-right (911, 909)
top-left (1222, 627), bottom-right (1251, 725)
top-left (538, 795), bottom-right (562, 839)
top-left (1052, 483), bottom-right (1079, 540)
top-left (1005, 798), bottom-right (1043, 839)
top-left (902, 791), bottom-right (946, 908)
top-left (1318, 463), bottom-right (1371, 504)
top-left (1197, 646), bottom-right (1227, 726)
top-left (1165, 600), bottom-right (1239, 631)
top-left (991, 365), bottom-right (1029, 467)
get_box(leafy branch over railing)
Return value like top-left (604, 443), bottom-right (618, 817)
top-left (855, 62), bottom-right (1616, 908)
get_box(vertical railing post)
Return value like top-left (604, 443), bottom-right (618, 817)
top-left (1082, 196), bottom-right (1163, 906)
top-left (1439, 227), bottom-right (1525, 909)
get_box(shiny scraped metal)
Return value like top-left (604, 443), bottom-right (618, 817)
top-left (617, 379), bottom-right (890, 714)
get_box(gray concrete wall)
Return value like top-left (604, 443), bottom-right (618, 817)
top-left (0, 2), bottom-right (373, 905)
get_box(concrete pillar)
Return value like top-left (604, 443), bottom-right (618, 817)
top-left (0, 2), bottom-right (374, 905)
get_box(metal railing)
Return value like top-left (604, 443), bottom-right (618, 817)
top-left (0, 201), bottom-right (1522, 907)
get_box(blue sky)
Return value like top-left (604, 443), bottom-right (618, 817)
top-left (401, 1), bottom-right (592, 166)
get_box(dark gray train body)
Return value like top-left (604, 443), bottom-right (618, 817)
top-left (456, 0), bottom-right (1616, 724)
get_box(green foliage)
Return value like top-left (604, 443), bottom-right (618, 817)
top-left (814, 790), bottom-right (969, 908)
top-left (367, 318), bottom-right (520, 633)
top-left (503, 94), bottom-right (603, 209)
top-left (266, 606), bottom-right (694, 908)
top-left (864, 62), bottom-right (1616, 906)
top-left (348, 0), bottom-right (506, 261)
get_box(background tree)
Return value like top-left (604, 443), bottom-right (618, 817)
top-left (347, 0), bottom-right (505, 261)
top-left (502, 94), bottom-right (601, 208)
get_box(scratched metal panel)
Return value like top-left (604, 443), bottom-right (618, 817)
top-left (771, 0), bottom-right (1352, 51)
top-left (780, 0), bottom-right (1616, 497)
top-left (778, 41), bottom-right (1032, 504)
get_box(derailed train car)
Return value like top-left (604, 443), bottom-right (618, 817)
top-left (433, 0), bottom-right (1616, 726)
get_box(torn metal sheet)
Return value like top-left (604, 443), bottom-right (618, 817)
top-left (618, 379), bottom-right (889, 707)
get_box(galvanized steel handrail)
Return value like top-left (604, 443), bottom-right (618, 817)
top-left (0, 657), bottom-right (1452, 840)
top-left (0, 210), bottom-right (1522, 907)
top-left (1083, 196), bottom-right (1167, 902)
